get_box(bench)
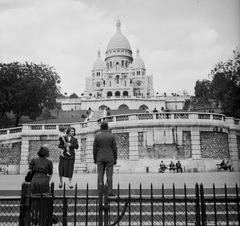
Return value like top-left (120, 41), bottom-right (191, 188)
top-left (216, 164), bottom-right (229, 171)
top-left (158, 166), bottom-right (168, 173)
top-left (158, 166), bottom-right (183, 173)
top-left (216, 164), bottom-right (233, 172)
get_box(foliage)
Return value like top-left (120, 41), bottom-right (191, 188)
top-left (209, 48), bottom-right (240, 117)
top-left (0, 62), bottom-right (61, 127)
top-left (195, 79), bottom-right (212, 100)
top-left (192, 48), bottom-right (240, 117)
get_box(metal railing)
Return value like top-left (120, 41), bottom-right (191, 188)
top-left (0, 182), bottom-right (239, 225)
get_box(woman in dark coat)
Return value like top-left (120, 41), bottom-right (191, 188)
top-left (29, 144), bottom-right (53, 194)
top-left (28, 145), bottom-right (54, 225)
top-left (58, 127), bottom-right (79, 188)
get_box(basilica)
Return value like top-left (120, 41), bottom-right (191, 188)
top-left (84, 19), bottom-right (154, 99)
top-left (1, 22), bottom-right (239, 176)
top-left (59, 20), bottom-right (187, 111)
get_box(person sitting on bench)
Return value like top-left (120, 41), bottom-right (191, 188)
top-left (220, 160), bottom-right (228, 170)
top-left (226, 161), bottom-right (233, 171)
top-left (159, 161), bottom-right (166, 173)
top-left (176, 161), bottom-right (183, 173)
top-left (169, 161), bottom-right (175, 172)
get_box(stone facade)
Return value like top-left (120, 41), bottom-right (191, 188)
top-left (84, 19), bottom-right (154, 99)
top-left (57, 19), bottom-right (190, 112)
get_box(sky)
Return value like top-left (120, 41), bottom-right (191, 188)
top-left (0, 0), bottom-right (239, 97)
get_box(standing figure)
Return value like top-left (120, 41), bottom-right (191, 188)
top-left (58, 127), bottom-right (79, 189)
top-left (29, 144), bottom-right (53, 194)
top-left (28, 145), bottom-right (54, 225)
top-left (93, 121), bottom-right (118, 196)
top-left (58, 126), bottom-right (71, 157)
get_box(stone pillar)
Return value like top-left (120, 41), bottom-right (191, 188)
top-left (85, 133), bottom-right (96, 173)
top-left (228, 131), bottom-right (239, 171)
top-left (74, 138), bottom-right (81, 172)
top-left (190, 128), bottom-right (203, 171)
top-left (129, 132), bottom-right (139, 161)
top-left (191, 129), bottom-right (201, 160)
top-left (20, 137), bottom-right (29, 174)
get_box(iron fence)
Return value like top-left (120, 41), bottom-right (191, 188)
top-left (0, 182), bottom-right (239, 225)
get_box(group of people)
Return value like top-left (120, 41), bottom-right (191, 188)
top-left (219, 160), bottom-right (233, 171)
top-left (28, 126), bottom-right (79, 193)
top-left (159, 160), bottom-right (183, 173)
top-left (27, 121), bottom-right (118, 197)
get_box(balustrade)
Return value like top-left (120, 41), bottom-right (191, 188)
top-left (0, 112), bottom-right (237, 140)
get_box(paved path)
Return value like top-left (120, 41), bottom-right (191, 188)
top-left (0, 172), bottom-right (239, 192)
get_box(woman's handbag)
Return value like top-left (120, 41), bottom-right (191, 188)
top-left (25, 170), bottom-right (34, 182)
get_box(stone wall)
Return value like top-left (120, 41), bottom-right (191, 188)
top-left (0, 112), bottom-right (239, 174)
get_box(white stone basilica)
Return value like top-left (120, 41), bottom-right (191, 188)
top-left (84, 19), bottom-right (154, 99)
top-left (59, 20), bottom-right (188, 111)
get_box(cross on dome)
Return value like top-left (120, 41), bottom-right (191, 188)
top-left (116, 19), bottom-right (121, 32)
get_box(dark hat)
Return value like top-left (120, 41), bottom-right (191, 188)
top-left (100, 121), bottom-right (108, 130)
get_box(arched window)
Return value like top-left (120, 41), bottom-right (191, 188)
top-left (123, 91), bottom-right (128, 96)
top-left (121, 60), bottom-right (124, 66)
top-left (116, 75), bottom-right (120, 84)
top-left (115, 91), bottom-right (120, 97)
top-left (118, 104), bottom-right (129, 111)
top-left (107, 91), bottom-right (112, 97)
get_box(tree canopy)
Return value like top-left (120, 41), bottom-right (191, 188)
top-left (0, 62), bottom-right (61, 127)
top-left (193, 48), bottom-right (240, 117)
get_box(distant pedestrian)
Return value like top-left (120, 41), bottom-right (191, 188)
top-left (93, 121), bottom-right (118, 196)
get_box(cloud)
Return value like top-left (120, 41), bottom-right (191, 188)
top-left (185, 29), bottom-right (219, 47)
top-left (0, 0), bottom-right (114, 95)
top-left (0, 0), bottom-right (239, 98)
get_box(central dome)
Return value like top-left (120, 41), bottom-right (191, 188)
top-left (106, 19), bottom-right (131, 51)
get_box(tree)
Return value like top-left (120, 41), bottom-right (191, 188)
top-left (0, 62), bottom-right (19, 118)
top-left (0, 62), bottom-right (61, 127)
top-left (209, 48), bottom-right (240, 117)
top-left (194, 79), bottom-right (212, 100)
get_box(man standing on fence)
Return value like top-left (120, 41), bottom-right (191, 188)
top-left (93, 121), bottom-right (118, 196)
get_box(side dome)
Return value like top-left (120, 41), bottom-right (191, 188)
top-left (92, 49), bottom-right (104, 70)
top-left (132, 48), bottom-right (145, 69)
top-left (106, 19), bottom-right (131, 51)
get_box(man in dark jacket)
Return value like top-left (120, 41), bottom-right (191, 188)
top-left (93, 121), bottom-right (118, 196)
